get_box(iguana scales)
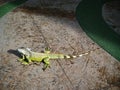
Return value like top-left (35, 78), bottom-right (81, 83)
top-left (17, 47), bottom-right (97, 70)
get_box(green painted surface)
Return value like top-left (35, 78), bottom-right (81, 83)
top-left (0, 0), bottom-right (27, 18)
top-left (76, 0), bottom-right (120, 61)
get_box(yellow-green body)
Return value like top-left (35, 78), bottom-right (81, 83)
top-left (17, 48), bottom-right (69, 70)
top-left (27, 51), bottom-right (65, 62)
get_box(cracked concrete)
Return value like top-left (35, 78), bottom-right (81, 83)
top-left (0, 0), bottom-right (120, 90)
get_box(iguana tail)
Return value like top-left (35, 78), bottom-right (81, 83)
top-left (64, 48), bottom-right (99, 59)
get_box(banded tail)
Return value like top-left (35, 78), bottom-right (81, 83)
top-left (64, 48), bottom-right (99, 59)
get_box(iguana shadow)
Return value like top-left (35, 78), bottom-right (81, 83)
top-left (7, 49), bottom-right (22, 58)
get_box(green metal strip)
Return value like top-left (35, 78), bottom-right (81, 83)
top-left (0, 0), bottom-right (27, 18)
top-left (76, 0), bottom-right (120, 61)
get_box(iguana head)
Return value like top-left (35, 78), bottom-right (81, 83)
top-left (17, 47), bottom-right (31, 57)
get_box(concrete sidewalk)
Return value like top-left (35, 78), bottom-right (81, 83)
top-left (0, 0), bottom-right (120, 90)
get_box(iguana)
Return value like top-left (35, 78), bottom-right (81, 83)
top-left (17, 47), bottom-right (98, 70)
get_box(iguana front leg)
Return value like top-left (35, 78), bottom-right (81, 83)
top-left (18, 55), bottom-right (29, 65)
top-left (43, 57), bottom-right (50, 70)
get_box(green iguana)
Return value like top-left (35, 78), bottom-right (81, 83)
top-left (17, 47), bottom-right (97, 70)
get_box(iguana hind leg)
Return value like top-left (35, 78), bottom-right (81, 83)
top-left (43, 57), bottom-right (50, 70)
top-left (44, 47), bottom-right (51, 54)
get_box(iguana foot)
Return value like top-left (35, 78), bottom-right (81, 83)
top-left (18, 59), bottom-right (29, 65)
top-left (21, 61), bottom-right (29, 65)
top-left (44, 47), bottom-right (51, 54)
top-left (42, 64), bottom-right (50, 71)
